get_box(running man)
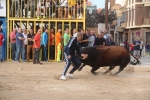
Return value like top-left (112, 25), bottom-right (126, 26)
top-left (60, 33), bottom-right (83, 80)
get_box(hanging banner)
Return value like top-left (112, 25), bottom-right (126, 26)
top-left (0, 0), bottom-right (6, 17)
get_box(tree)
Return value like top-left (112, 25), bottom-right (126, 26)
top-left (86, 9), bottom-right (117, 28)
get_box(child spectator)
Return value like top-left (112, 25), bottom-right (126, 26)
top-left (145, 42), bottom-right (150, 56)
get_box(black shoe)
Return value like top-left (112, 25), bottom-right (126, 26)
top-left (37, 62), bottom-right (43, 65)
top-left (0, 60), bottom-right (3, 62)
top-left (33, 62), bottom-right (36, 64)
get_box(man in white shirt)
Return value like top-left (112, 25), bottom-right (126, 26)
top-left (58, 0), bottom-right (68, 18)
top-left (22, 29), bottom-right (28, 61)
top-left (73, 28), bottom-right (78, 37)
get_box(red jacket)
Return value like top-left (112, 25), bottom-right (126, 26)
top-left (0, 33), bottom-right (4, 46)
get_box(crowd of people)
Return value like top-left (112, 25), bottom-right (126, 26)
top-left (10, 0), bottom-right (84, 19)
top-left (0, 27), bottom-right (150, 63)
top-left (0, 27), bottom-right (116, 63)
top-left (120, 36), bottom-right (150, 59)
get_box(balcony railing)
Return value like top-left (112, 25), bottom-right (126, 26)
top-left (143, 18), bottom-right (150, 25)
top-left (143, 0), bottom-right (150, 2)
top-left (8, 0), bottom-right (85, 20)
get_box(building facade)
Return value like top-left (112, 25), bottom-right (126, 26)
top-left (126, 0), bottom-right (150, 44)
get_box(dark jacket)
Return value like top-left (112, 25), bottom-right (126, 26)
top-left (65, 37), bottom-right (81, 56)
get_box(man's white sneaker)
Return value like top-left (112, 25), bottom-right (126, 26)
top-left (60, 75), bottom-right (66, 80)
top-left (66, 73), bottom-right (75, 78)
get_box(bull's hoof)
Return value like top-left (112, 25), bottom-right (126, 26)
top-left (113, 73), bottom-right (118, 76)
top-left (91, 72), bottom-right (98, 75)
top-left (102, 72), bottom-right (107, 75)
top-left (78, 68), bottom-right (82, 71)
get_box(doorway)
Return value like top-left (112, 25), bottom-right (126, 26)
top-left (146, 32), bottom-right (150, 44)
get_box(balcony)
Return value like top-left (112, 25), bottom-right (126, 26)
top-left (121, 22), bottom-right (126, 28)
top-left (8, 0), bottom-right (85, 20)
top-left (142, 0), bottom-right (150, 6)
top-left (143, 18), bottom-right (150, 25)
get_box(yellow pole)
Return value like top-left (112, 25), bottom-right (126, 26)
top-left (62, 21), bottom-right (64, 60)
top-left (69, 22), bottom-right (71, 36)
top-left (76, 22), bottom-right (78, 32)
top-left (83, 0), bottom-right (86, 30)
top-left (48, 21), bottom-right (50, 61)
top-left (55, 21), bottom-right (57, 61)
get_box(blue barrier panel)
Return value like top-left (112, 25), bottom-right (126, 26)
top-left (0, 17), bottom-right (7, 60)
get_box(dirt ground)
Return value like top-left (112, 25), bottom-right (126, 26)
top-left (0, 61), bottom-right (150, 100)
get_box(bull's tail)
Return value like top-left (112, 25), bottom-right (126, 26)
top-left (129, 51), bottom-right (141, 65)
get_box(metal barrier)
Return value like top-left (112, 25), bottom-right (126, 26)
top-left (8, 0), bottom-right (85, 20)
top-left (7, 0), bottom-right (86, 61)
top-left (7, 20), bottom-right (84, 61)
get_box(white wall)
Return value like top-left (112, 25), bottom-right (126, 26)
top-left (98, 23), bottom-right (105, 34)
top-left (115, 0), bottom-right (126, 7)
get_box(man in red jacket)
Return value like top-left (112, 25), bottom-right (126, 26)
top-left (0, 32), bottom-right (4, 62)
top-left (33, 29), bottom-right (42, 64)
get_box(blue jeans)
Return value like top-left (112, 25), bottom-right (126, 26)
top-left (22, 45), bottom-right (26, 60)
top-left (61, 52), bottom-right (81, 76)
top-left (0, 46), bottom-right (2, 60)
top-left (15, 45), bottom-right (23, 61)
top-left (11, 43), bottom-right (16, 60)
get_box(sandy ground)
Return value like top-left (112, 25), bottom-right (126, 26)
top-left (0, 61), bottom-right (150, 100)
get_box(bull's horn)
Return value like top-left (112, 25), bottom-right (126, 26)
top-left (80, 56), bottom-right (86, 60)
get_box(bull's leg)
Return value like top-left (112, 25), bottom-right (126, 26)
top-left (78, 63), bottom-right (86, 71)
top-left (114, 65), bottom-right (126, 75)
top-left (91, 66), bottom-right (100, 75)
top-left (102, 66), bottom-right (115, 75)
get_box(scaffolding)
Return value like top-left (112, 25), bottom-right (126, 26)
top-left (7, 0), bottom-right (86, 61)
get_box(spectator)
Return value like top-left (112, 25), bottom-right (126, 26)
top-left (77, 0), bottom-right (83, 19)
top-left (58, 0), bottom-right (68, 18)
top-left (101, 32), bottom-right (106, 45)
top-left (49, 0), bottom-right (57, 18)
top-left (29, 0), bottom-right (36, 18)
top-left (140, 39), bottom-right (144, 57)
top-left (103, 29), bottom-right (108, 40)
top-left (85, 29), bottom-right (89, 36)
top-left (33, 29), bottom-right (42, 64)
top-left (92, 30), bottom-right (97, 46)
top-left (88, 30), bottom-right (95, 47)
top-left (145, 42), bottom-right (150, 56)
top-left (133, 36), bottom-right (141, 59)
top-left (68, 0), bottom-right (76, 19)
top-left (37, 0), bottom-right (46, 19)
top-left (56, 28), bottom-right (62, 62)
top-left (10, 28), bottom-right (17, 61)
top-left (63, 28), bottom-right (70, 50)
top-left (106, 34), bottom-right (113, 46)
top-left (120, 41), bottom-right (125, 47)
top-left (80, 29), bottom-right (88, 48)
top-left (50, 29), bottom-right (55, 60)
top-left (22, 29), bottom-right (28, 60)
top-left (72, 28), bottom-right (77, 37)
top-left (15, 28), bottom-right (25, 62)
top-left (124, 39), bottom-right (129, 50)
top-left (27, 29), bottom-right (35, 62)
top-left (41, 28), bottom-right (48, 62)
top-left (0, 31), bottom-right (4, 62)
top-left (129, 43), bottom-right (134, 53)
top-left (95, 33), bottom-right (105, 46)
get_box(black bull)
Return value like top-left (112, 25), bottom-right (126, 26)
top-left (78, 46), bottom-right (141, 75)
